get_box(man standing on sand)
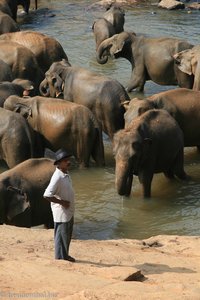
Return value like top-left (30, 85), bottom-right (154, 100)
top-left (43, 148), bottom-right (75, 262)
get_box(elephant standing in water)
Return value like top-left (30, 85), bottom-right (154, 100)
top-left (4, 95), bottom-right (105, 168)
top-left (0, 158), bottom-right (54, 228)
top-left (39, 59), bottom-right (130, 140)
top-left (92, 4), bottom-right (125, 50)
top-left (96, 31), bottom-right (194, 92)
top-left (174, 45), bottom-right (200, 91)
top-left (113, 109), bottom-right (187, 198)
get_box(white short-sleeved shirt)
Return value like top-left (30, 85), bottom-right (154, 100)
top-left (43, 167), bottom-right (75, 222)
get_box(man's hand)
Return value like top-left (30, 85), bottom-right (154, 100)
top-left (61, 200), bottom-right (70, 209)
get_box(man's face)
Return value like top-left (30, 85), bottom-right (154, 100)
top-left (58, 157), bottom-right (71, 172)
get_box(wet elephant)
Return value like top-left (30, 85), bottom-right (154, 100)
top-left (92, 4), bottom-right (125, 50)
top-left (39, 59), bottom-right (129, 140)
top-left (0, 40), bottom-right (44, 93)
top-left (124, 88), bottom-right (200, 150)
top-left (96, 31), bottom-right (194, 92)
top-left (113, 109), bottom-right (187, 198)
top-left (0, 107), bottom-right (36, 168)
top-left (0, 158), bottom-right (54, 228)
top-left (0, 31), bottom-right (70, 73)
top-left (4, 95), bottom-right (105, 168)
top-left (174, 45), bottom-right (200, 91)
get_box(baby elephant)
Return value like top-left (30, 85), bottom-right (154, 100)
top-left (113, 109), bottom-right (188, 198)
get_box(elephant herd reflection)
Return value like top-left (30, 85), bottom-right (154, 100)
top-left (0, 2), bottom-right (199, 228)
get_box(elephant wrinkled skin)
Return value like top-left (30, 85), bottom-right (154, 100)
top-left (113, 109), bottom-right (187, 198)
top-left (174, 45), bottom-right (200, 91)
top-left (0, 158), bottom-right (54, 228)
top-left (4, 95), bottom-right (105, 168)
top-left (96, 31), bottom-right (194, 92)
top-left (39, 59), bottom-right (129, 139)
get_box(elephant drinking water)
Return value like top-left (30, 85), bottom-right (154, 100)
top-left (113, 109), bottom-right (188, 198)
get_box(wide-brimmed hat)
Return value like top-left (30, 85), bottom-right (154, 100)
top-left (54, 149), bottom-right (72, 165)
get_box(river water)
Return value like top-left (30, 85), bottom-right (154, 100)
top-left (12, 0), bottom-right (200, 239)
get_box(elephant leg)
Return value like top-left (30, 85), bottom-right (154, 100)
top-left (91, 129), bottom-right (105, 167)
top-left (138, 170), bottom-right (153, 198)
top-left (173, 150), bottom-right (188, 180)
top-left (126, 67), bottom-right (146, 92)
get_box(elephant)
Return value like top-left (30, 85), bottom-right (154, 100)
top-left (0, 11), bottom-right (20, 34)
top-left (0, 158), bottom-right (54, 228)
top-left (174, 45), bottom-right (200, 91)
top-left (39, 59), bottom-right (130, 140)
top-left (0, 31), bottom-right (70, 73)
top-left (103, 4), bottom-right (125, 34)
top-left (92, 4), bottom-right (125, 50)
top-left (92, 18), bottom-right (115, 50)
top-left (113, 109), bottom-right (187, 198)
top-left (0, 79), bottom-right (34, 107)
top-left (0, 0), bottom-right (13, 18)
top-left (0, 40), bottom-right (44, 93)
top-left (4, 95), bottom-right (105, 168)
top-left (124, 88), bottom-right (200, 150)
top-left (96, 31), bottom-right (194, 92)
top-left (0, 107), bottom-right (36, 168)
top-left (0, 0), bottom-right (37, 21)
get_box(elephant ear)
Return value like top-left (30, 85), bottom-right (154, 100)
top-left (14, 103), bottom-right (32, 118)
top-left (111, 32), bottom-right (132, 55)
top-left (6, 186), bottom-right (30, 221)
top-left (174, 50), bottom-right (193, 75)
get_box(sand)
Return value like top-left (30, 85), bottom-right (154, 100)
top-left (0, 225), bottom-right (200, 299)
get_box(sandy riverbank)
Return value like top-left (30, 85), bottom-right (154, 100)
top-left (0, 225), bottom-right (200, 299)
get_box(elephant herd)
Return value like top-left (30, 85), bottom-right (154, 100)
top-left (0, 2), bottom-right (200, 228)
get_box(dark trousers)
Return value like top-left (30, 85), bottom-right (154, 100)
top-left (54, 217), bottom-right (74, 260)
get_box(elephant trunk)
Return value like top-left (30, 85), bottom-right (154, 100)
top-left (96, 38), bottom-right (113, 64)
top-left (39, 78), bottom-right (50, 97)
top-left (116, 173), bottom-right (133, 197)
top-left (115, 161), bottom-right (133, 197)
top-left (35, 0), bottom-right (38, 9)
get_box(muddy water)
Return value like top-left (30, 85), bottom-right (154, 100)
top-left (12, 0), bottom-right (200, 239)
